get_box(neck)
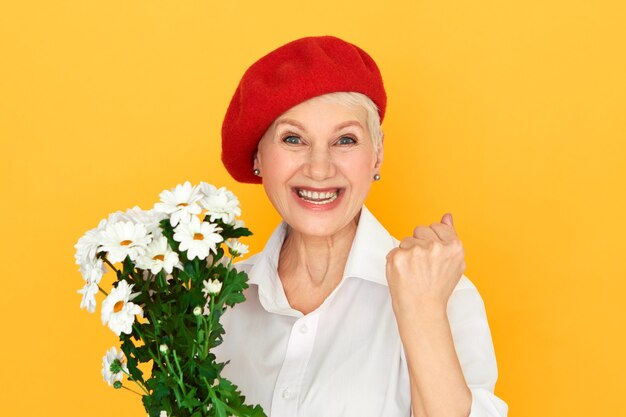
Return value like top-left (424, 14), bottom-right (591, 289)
top-left (278, 213), bottom-right (360, 288)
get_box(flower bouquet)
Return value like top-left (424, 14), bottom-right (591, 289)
top-left (75, 181), bottom-right (266, 417)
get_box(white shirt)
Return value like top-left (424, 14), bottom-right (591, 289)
top-left (214, 206), bottom-right (508, 417)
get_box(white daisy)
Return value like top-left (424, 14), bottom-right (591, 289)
top-left (197, 181), bottom-right (217, 198)
top-left (173, 216), bottom-right (223, 261)
top-left (120, 206), bottom-right (168, 237)
top-left (101, 280), bottom-right (143, 336)
top-left (135, 236), bottom-right (181, 274)
top-left (74, 222), bottom-right (106, 266)
top-left (78, 257), bottom-right (107, 283)
top-left (102, 347), bottom-right (128, 386)
top-left (202, 278), bottom-right (222, 296)
top-left (76, 258), bottom-right (107, 313)
top-left (233, 219), bottom-right (246, 229)
top-left (106, 210), bottom-right (130, 225)
top-left (153, 181), bottom-right (203, 227)
top-left (226, 239), bottom-right (249, 257)
top-left (75, 209), bottom-right (142, 266)
top-left (98, 221), bottom-right (152, 264)
top-left (199, 184), bottom-right (241, 225)
top-left (78, 281), bottom-right (99, 313)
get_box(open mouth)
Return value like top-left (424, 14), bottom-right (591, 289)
top-left (295, 188), bottom-right (341, 205)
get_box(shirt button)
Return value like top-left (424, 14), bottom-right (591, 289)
top-left (282, 388), bottom-right (292, 400)
top-left (299, 323), bottom-right (308, 334)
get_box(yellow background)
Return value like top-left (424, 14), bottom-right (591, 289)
top-left (1, 1), bottom-right (624, 416)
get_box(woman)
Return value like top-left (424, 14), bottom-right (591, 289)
top-left (214, 36), bottom-right (508, 417)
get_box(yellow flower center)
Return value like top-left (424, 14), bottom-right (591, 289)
top-left (193, 233), bottom-right (204, 240)
top-left (113, 301), bottom-right (125, 313)
top-left (120, 240), bottom-right (132, 246)
top-left (153, 254), bottom-right (165, 261)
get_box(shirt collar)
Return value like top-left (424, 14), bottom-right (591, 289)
top-left (343, 206), bottom-right (397, 286)
top-left (240, 205), bottom-right (397, 315)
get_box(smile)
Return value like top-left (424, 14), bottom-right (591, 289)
top-left (296, 188), bottom-right (340, 205)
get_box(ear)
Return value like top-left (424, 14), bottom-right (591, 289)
top-left (374, 133), bottom-right (384, 171)
top-left (253, 151), bottom-right (260, 170)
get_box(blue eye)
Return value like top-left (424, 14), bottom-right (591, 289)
top-left (337, 136), bottom-right (356, 145)
top-left (283, 135), bottom-right (301, 145)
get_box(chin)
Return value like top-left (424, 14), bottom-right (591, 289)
top-left (284, 209), bottom-right (360, 239)
top-left (292, 223), bottom-right (338, 238)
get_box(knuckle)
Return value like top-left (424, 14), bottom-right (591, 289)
top-left (412, 225), bottom-right (427, 236)
top-left (449, 239), bottom-right (464, 253)
top-left (408, 244), bottom-right (423, 255)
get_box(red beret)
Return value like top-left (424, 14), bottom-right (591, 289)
top-left (221, 35), bottom-right (387, 184)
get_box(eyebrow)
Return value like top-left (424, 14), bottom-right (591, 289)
top-left (274, 118), bottom-right (364, 132)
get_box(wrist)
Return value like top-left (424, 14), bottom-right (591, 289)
top-left (392, 297), bottom-right (448, 326)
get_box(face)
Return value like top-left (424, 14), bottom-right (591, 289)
top-left (254, 96), bottom-right (383, 238)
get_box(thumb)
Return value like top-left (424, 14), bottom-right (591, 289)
top-left (441, 212), bottom-right (454, 227)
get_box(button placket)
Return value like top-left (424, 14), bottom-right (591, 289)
top-left (270, 314), bottom-right (320, 417)
top-left (281, 388), bottom-right (293, 400)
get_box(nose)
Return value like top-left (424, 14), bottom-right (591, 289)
top-left (304, 146), bottom-right (335, 181)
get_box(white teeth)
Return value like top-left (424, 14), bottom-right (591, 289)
top-left (297, 189), bottom-right (339, 204)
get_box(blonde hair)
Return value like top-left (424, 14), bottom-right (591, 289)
top-left (312, 92), bottom-right (384, 149)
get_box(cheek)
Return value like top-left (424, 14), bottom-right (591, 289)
top-left (261, 151), bottom-right (299, 181)
top-left (258, 148), bottom-right (300, 194)
top-left (338, 153), bottom-right (377, 182)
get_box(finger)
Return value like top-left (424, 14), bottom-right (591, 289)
top-left (413, 225), bottom-right (440, 242)
top-left (441, 212), bottom-right (454, 227)
top-left (386, 247), bottom-right (397, 264)
top-left (429, 222), bottom-right (458, 242)
top-left (398, 237), bottom-right (418, 249)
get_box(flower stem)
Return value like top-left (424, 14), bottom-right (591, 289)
top-left (131, 323), bottom-right (169, 381)
top-left (172, 350), bottom-right (186, 389)
top-left (121, 368), bottom-right (150, 395)
top-left (164, 350), bottom-right (187, 400)
top-left (98, 285), bottom-right (109, 296)
top-left (102, 257), bottom-right (119, 274)
top-left (204, 297), bottom-right (214, 355)
top-left (121, 384), bottom-right (143, 396)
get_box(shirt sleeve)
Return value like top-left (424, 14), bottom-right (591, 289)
top-left (447, 275), bottom-right (509, 417)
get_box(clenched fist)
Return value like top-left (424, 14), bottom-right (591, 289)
top-left (385, 213), bottom-right (466, 319)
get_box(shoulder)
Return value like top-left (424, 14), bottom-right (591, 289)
top-left (448, 273), bottom-right (490, 323)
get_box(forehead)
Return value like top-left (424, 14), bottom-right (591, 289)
top-left (273, 97), bottom-right (368, 130)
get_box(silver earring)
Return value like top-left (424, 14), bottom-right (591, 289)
top-left (373, 173), bottom-right (381, 181)
top-left (253, 168), bottom-right (260, 176)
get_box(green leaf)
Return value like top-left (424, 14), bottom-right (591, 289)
top-left (218, 222), bottom-right (253, 240)
top-left (180, 387), bottom-right (202, 410)
top-left (119, 337), bottom-right (144, 383)
top-left (184, 261), bottom-right (196, 278)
